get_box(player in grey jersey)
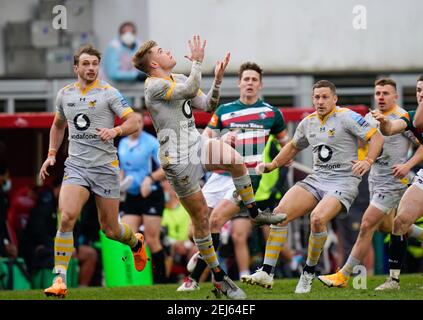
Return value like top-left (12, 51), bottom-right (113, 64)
top-left (369, 76), bottom-right (423, 290)
top-left (242, 80), bottom-right (384, 294)
top-left (132, 36), bottom-right (285, 299)
top-left (40, 45), bottom-right (146, 298)
top-left (318, 78), bottom-right (423, 290)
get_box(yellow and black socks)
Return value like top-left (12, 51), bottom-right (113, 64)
top-left (53, 231), bottom-right (74, 284)
top-left (262, 225), bottom-right (288, 274)
top-left (304, 231), bottom-right (327, 274)
top-left (232, 174), bottom-right (258, 218)
top-left (117, 223), bottom-right (139, 251)
top-left (191, 233), bottom-right (220, 282)
top-left (194, 234), bottom-right (225, 281)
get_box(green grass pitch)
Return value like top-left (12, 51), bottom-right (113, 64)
top-left (0, 274), bottom-right (422, 300)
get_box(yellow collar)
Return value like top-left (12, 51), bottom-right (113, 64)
top-left (318, 106), bottom-right (337, 125)
top-left (75, 79), bottom-right (99, 96)
top-left (381, 105), bottom-right (399, 116)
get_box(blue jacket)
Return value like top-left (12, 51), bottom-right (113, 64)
top-left (104, 38), bottom-right (141, 82)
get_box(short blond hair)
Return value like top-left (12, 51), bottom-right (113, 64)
top-left (132, 40), bottom-right (157, 74)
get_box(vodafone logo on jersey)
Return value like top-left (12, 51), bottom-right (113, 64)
top-left (74, 113), bottom-right (90, 131)
top-left (317, 145), bottom-right (333, 162)
top-left (182, 100), bottom-right (193, 119)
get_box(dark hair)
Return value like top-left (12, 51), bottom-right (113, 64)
top-left (73, 45), bottom-right (101, 66)
top-left (119, 21), bottom-right (136, 35)
top-left (375, 78), bottom-right (397, 91)
top-left (238, 62), bottom-right (263, 81)
top-left (417, 75), bottom-right (423, 82)
top-left (312, 80), bottom-right (337, 94)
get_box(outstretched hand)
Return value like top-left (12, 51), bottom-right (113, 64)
top-left (371, 110), bottom-right (387, 125)
top-left (214, 52), bottom-right (231, 83)
top-left (184, 35), bottom-right (206, 63)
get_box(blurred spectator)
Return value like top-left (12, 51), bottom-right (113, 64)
top-left (104, 21), bottom-right (145, 82)
top-left (161, 181), bottom-right (195, 282)
top-left (20, 180), bottom-right (60, 276)
top-left (0, 164), bottom-right (17, 259)
top-left (118, 112), bottom-right (167, 283)
top-left (7, 185), bottom-right (37, 248)
top-left (74, 194), bottom-right (102, 287)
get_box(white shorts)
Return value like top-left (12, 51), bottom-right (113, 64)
top-left (412, 169), bottom-right (423, 192)
top-left (202, 173), bottom-right (250, 218)
top-left (202, 173), bottom-right (237, 208)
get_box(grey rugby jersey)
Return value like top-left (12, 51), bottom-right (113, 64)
top-left (144, 61), bottom-right (215, 164)
top-left (365, 106), bottom-right (418, 189)
top-left (56, 79), bottom-right (133, 167)
top-left (292, 106), bottom-right (377, 179)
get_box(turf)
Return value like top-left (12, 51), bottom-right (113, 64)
top-left (1, 274), bottom-right (422, 300)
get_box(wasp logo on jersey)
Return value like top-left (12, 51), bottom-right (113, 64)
top-left (328, 129), bottom-right (335, 137)
top-left (88, 100), bottom-right (97, 108)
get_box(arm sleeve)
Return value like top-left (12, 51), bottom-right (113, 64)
top-left (148, 62), bottom-right (202, 101)
top-left (270, 108), bottom-right (287, 135)
top-left (400, 111), bottom-right (413, 131)
top-left (107, 86), bottom-right (134, 118)
top-left (343, 110), bottom-right (377, 141)
top-left (206, 107), bottom-right (222, 130)
top-left (56, 89), bottom-right (66, 120)
top-left (291, 118), bottom-right (310, 150)
top-left (191, 79), bottom-right (221, 112)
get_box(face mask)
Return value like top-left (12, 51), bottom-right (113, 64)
top-left (164, 192), bottom-right (170, 203)
top-left (2, 179), bottom-right (11, 192)
top-left (121, 32), bottom-right (136, 47)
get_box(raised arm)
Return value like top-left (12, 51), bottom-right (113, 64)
top-left (164, 36), bottom-right (206, 100)
top-left (192, 52), bottom-right (230, 112)
top-left (371, 110), bottom-right (407, 135)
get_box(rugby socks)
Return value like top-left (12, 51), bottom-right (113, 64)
top-left (194, 234), bottom-right (225, 281)
top-left (191, 233), bottom-right (220, 282)
top-left (304, 231), bottom-right (328, 274)
top-left (118, 223), bottom-right (140, 251)
top-left (408, 224), bottom-right (423, 241)
top-left (232, 174), bottom-right (259, 218)
top-left (262, 225), bottom-right (288, 274)
top-left (388, 234), bottom-right (407, 281)
top-left (151, 249), bottom-right (167, 284)
top-left (340, 255), bottom-right (360, 277)
top-left (53, 231), bottom-right (74, 284)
